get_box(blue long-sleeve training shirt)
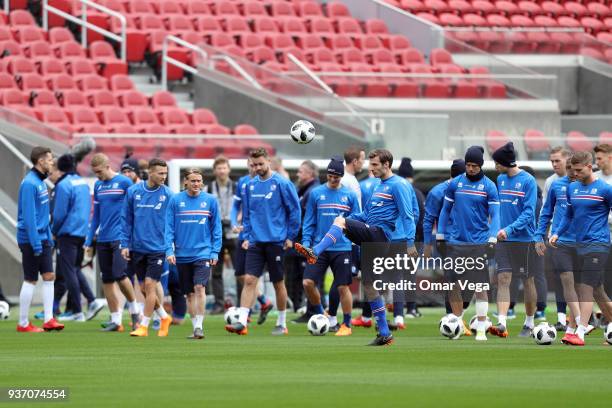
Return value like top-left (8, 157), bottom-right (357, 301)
top-left (86, 174), bottom-right (132, 246)
top-left (349, 175), bottom-right (414, 240)
top-left (535, 176), bottom-right (576, 243)
top-left (423, 180), bottom-right (450, 244)
top-left (165, 190), bottom-right (222, 263)
top-left (390, 180), bottom-right (418, 243)
top-left (243, 172), bottom-right (301, 244)
top-left (17, 169), bottom-right (51, 252)
top-left (438, 174), bottom-right (500, 244)
top-left (497, 170), bottom-right (537, 242)
top-left (230, 174), bottom-right (251, 241)
top-left (553, 178), bottom-right (612, 248)
top-left (359, 177), bottom-right (379, 210)
top-left (121, 182), bottom-right (173, 253)
top-left (52, 173), bottom-right (91, 238)
top-left (302, 184), bottom-right (359, 251)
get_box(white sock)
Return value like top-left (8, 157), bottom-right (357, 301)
top-left (43, 281), bottom-right (54, 323)
top-left (524, 315), bottom-right (535, 328)
top-left (155, 307), bottom-right (168, 319)
top-left (394, 315), bottom-right (404, 325)
top-left (576, 325), bottom-right (587, 340)
top-left (195, 315), bottom-right (204, 329)
top-left (575, 315), bottom-right (581, 326)
top-left (111, 312), bottom-right (122, 325)
top-left (477, 320), bottom-right (486, 332)
top-left (476, 301), bottom-right (488, 318)
top-left (138, 302), bottom-right (144, 313)
top-left (19, 281), bottom-right (35, 327)
top-left (498, 314), bottom-right (507, 327)
top-left (191, 317), bottom-right (197, 330)
top-left (127, 301), bottom-right (140, 315)
top-left (362, 316), bottom-right (371, 322)
top-left (277, 310), bottom-right (286, 328)
top-left (328, 315), bottom-right (338, 327)
top-left (239, 307), bottom-right (249, 326)
top-left (566, 326), bottom-right (575, 334)
top-left (558, 312), bottom-right (566, 324)
top-left (140, 316), bottom-right (150, 328)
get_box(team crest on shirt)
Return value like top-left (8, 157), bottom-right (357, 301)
top-left (250, 185), bottom-right (254, 190)
top-left (591, 188), bottom-right (598, 194)
top-left (135, 194), bottom-right (141, 200)
top-left (384, 186), bottom-right (389, 191)
top-left (501, 181), bottom-right (505, 186)
top-left (344, 258), bottom-right (349, 264)
top-left (201, 202), bottom-right (207, 208)
top-left (458, 182), bottom-right (463, 188)
top-left (561, 186), bottom-right (566, 191)
top-left (341, 196), bottom-right (348, 203)
top-left (574, 189), bottom-right (578, 193)
top-left (320, 195), bottom-right (326, 200)
top-left (159, 195), bottom-right (166, 202)
top-left (179, 202), bottom-right (185, 207)
top-left (271, 184), bottom-right (277, 191)
top-left (478, 184), bottom-right (484, 190)
top-left (515, 182), bottom-right (521, 189)
top-left (112, 183), bottom-right (119, 189)
top-left (38, 185), bottom-right (43, 191)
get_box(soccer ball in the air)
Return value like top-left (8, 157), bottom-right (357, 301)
top-left (439, 315), bottom-right (462, 339)
top-left (604, 323), bottom-right (612, 345)
top-left (0, 301), bottom-right (9, 320)
top-left (290, 120), bottom-right (315, 144)
top-left (532, 322), bottom-right (557, 345)
top-left (468, 315), bottom-right (492, 334)
top-left (308, 314), bottom-right (330, 336)
top-left (224, 307), bottom-right (240, 325)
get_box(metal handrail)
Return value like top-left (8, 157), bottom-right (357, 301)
top-left (445, 27), bottom-right (585, 33)
top-left (42, 0), bottom-right (127, 61)
top-left (161, 35), bottom-right (210, 90)
top-left (0, 133), bottom-right (54, 189)
top-left (283, 71), bottom-right (558, 80)
top-left (209, 55), bottom-right (263, 90)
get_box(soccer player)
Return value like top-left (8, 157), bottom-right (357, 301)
top-left (437, 147), bottom-right (499, 341)
top-left (86, 153), bottom-right (140, 332)
top-left (16, 146), bottom-right (64, 332)
top-left (550, 151), bottom-right (612, 346)
top-left (121, 158), bottom-right (173, 337)
top-left (341, 146), bottom-right (365, 207)
top-left (165, 168), bottom-right (222, 339)
top-left (296, 149), bottom-right (416, 346)
top-left (535, 159), bottom-right (581, 341)
top-left (301, 158), bottom-right (359, 336)
top-left (225, 148), bottom-right (301, 336)
top-left (489, 142), bottom-right (538, 338)
top-left (594, 143), bottom-right (612, 312)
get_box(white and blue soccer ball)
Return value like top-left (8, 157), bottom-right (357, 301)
top-left (469, 315), bottom-right (492, 335)
top-left (224, 306), bottom-right (240, 325)
top-left (533, 322), bottom-right (557, 345)
top-left (604, 323), bottom-right (612, 345)
top-left (0, 301), bottom-right (10, 320)
top-left (439, 315), bottom-right (462, 339)
top-left (308, 314), bottom-right (330, 336)
top-left (290, 120), bottom-right (315, 144)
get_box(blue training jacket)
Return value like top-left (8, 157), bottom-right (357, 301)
top-left (497, 170), bottom-right (537, 242)
top-left (17, 169), bottom-right (51, 252)
top-left (230, 174), bottom-right (252, 242)
top-left (165, 190), bottom-right (222, 263)
top-left (121, 182), bottom-right (173, 253)
top-left (390, 179), bottom-right (418, 243)
top-left (302, 184), bottom-right (359, 251)
top-left (359, 177), bottom-right (379, 211)
top-left (243, 172), bottom-right (301, 244)
top-left (52, 173), bottom-right (91, 238)
top-left (423, 180), bottom-right (450, 244)
top-left (535, 176), bottom-right (576, 243)
top-left (86, 174), bottom-right (132, 246)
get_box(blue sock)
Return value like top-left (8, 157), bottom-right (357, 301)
top-left (248, 309), bottom-right (253, 317)
top-left (362, 301), bottom-right (372, 318)
top-left (370, 298), bottom-right (390, 337)
top-left (314, 304), bottom-right (324, 315)
top-left (343, 313), bottom-right (351, 327)
top-left (313, 225), bottom-right (343, 256)
top-left (393, 302), bottom-right (404, 318)
top-left (328, 283), bottom-right (340, 316)
top-left (557, 301), bottom-right (567, 313)
top-left (257, 295), bottom-right (267, 305)
top-left (53, 300), bottom-right (61, 315)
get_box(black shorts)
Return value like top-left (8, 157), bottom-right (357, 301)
top-left (131, 251), bottom-right (165, 282)
top-left (19, 240), bottom-right (53, 281)
top-left (551, 244), bottom-right (578, 275)
top-left (245, 243), bottom-right (285, 283)
top-left (303, 251), bottom-right (353, 286)
top-left (446, 244), bottom-right (489, 285)
top-left (495, 241), bottom-right (532, 278)
top-left (344, 218), bottom-right (388, 246)
top-left (577, 251), bottom-right (608, 288)
top-left (177, 259), bottom-right (211, 295)
top-left (233, 245), bottom-right (247, 277)
top-left (96, 241), bottom-right (128, 284)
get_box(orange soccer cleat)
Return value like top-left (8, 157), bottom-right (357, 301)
top-left (42, 318), bottom-right (65, 331)
top-left (16, 323), bottom-right (44, 333)
top-left (351, 315), bottom-right (373, 328)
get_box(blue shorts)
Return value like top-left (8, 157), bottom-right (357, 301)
top-left (551, 244), bottom-right (577, 275)
top-left (233, 245), bottom-right (247, 277)
top-left (304, 250), bottom-right (353, 286)
top-left (245, 243), bottom-right (285, 283)
top-left (131, 251), bottom-right (165, 282)
top-left (19, 240), bottom-right (53, 281)
top-left (97, 241), bottom-right (128, 284)
top-left (344, 218), bottom-right (388, 246)
top-left (495, 242), bottom-right (531, 277)
top-left (177, 259), bottom-right (211, 295)
top-left (577, 251), bottom-right (608, 288)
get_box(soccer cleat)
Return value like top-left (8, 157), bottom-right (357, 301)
top-left (257, 301), bottom-right (274, 325)
top-left (585, 324), bottom-right (596, 335)
top-left (335, 324), bottom-right (352, 336)
top-left (225, 322), bottom-right (248, 335)
top-left (158, 316), bottom-right (172, 337)
top-left (518, 325), bottom-right (533, 338)
top-left (291, 313), bottom-right (311, 324)
top-left (130, 313), bottom-right (141, 330)
top-left (367, 333), bottom-right (394, 346)
top-left (462, 320), bottom-right (472, 336)
top-left (351, 315), bottom-right (372, 328)
top-left (406, 309), bottom-right (422, 319)
top-left (86, 299), bottom-right (106, 321)
top-left (101, 322), bottom-right (124, 332)
top-left (294, 243), bottom-right (317, 265)
top-left (42, 318), bottom-right (65, 332)
top-left (57, 311), bottom-right (74, 321)
top-left (328, 323), bottom-right (340, 333)
top-left (130, 326), bottom-right (148, 337)
top-left (561, 333), bottom-right (576, 345)
top-left (535, 310), bottom-right (546, 321)
top-left (489, 323), bottom-right (509, 338)
top-left (271, 325), bottom-right (288, 336)
top-left (100, 320), bottom-right (112, 329)
top-left (564, 334), bottom-right (585, 346)
top-left (388, 321), bottom-right (406, 331)
top-left (16, 323), bottom-right (44, 333)
top-left (187, 328), bottom-right (204, 340)
top-left (475, 330), bottom-right (487, 341)
top-left (554, 321), bottom-right (567, 332)
top-left (33, 311), bottom-right (45, 320)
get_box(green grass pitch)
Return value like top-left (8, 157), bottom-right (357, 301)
top-left (1, 307), bottom-right (611, 407)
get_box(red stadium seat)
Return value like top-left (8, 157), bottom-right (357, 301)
top-left (29, 89), bottom-right (59, 108)
top-left (127, 0), bottom-right (155, 14)
top-left (109, 75), bottom-right (134, 92)
top-left (278, 17), bottom-right (307, 33)
top-left (59, 90), bottom-right (88, 107)
top-left (77, 75), bottom-right (108, 92)
top-left (566, 131), bottom-right (594, 152)
top-left (10, 10), bottom-right (36, 26)
top-left (71, 108), bottom-right (101, 128)
top-left (234, 124), bottom-right (259, 135)
top-left (48, 74), bottom-right (77, 91)
top-left (327, 2), bottom-right (351, 18)
top-left (158, 107), bottom-right (190, 126)
top-left (117, 90), bottom-right (148, 108)
top-left (472, 0), bottom-right (496, 15)
top-left (424, 0), bottom-right (451, 14)
top-left (184, 0), bottom-right (211, 15)
top-left (88, 90), bottom-right (118, 110)
top-left (89, 41), bottom-right (129, 78)
top-left (212, 1), bottom-right (240, 16)
top-left (192, 108), bottom-right (219, 126)
top-left (151, 91), bottom-right (177, 108)
top-left (1, 89), bottom-right (27, 106)
top-left (56, 42), bottom-right (87, 58)
top-left (252, 17), bottom-right (280, 33)
top-left (18, 74), bottom-right (48, 92)
top-left (364, 19), bottom-right (389, 35)
top-left (6, 56), bottom-right (36, 75)
top-left (486, 130), bottom-right (510, 153)
top-left (241, 2), bottom-right (267, 17)
top-left (100, 107), bottom-right (130, 127)
top-left (523, 129), bottom-right (551, 157)
top-left (297, 2), bottom-right (323, 17)
top-left (310, 19), bottom-right (335, 34)
top-left (335, 18), bottom-right (363, 35)
top-left (24, 41), bottom-right (53, 58)
top-left (66, 58), bottom-right (98, 77)
top-left (517, 1), bottom-right (541, 17)
top-left (327, 34), bottom-right (354, 50)
top-left (14, 27), bottom-right (46, 43)
top-left (130, 108), bottom-right (160, 128)
top-left (599, 132), bottom-right (612, 145)
top-left (155, 0), bottom-right (185, 15)
top-left (270, 2), bottom-right (296, 17)
top-left (0, 73), bottom-right (16, 90)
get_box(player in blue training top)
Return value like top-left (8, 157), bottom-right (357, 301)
top-left (550, 151), bottom-right (612, 346)
top-left (86, 153), bottom-right (141, 332)
top-left (296, 149), bottom-right (417, 346)
top-left (230, 158), bottom-right (273, 323)
top-left (121, 158), bottom-right (173, 338)
top-left (301, 158), bottom-right (359, 337)
top-left (16, 146), bottom-right (64, 333)
top-left (166, 168), bottom-right (222, 340)
top-left (226, 148), bottom-right (301, 336)
top-left (437, 147), bottom-right (500, 341)
top-left (488, 142), bottom-right (538, 338)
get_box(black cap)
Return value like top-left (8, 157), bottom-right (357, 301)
top-left (120, 158), bottom-right (138, 173)
top-left (465, 146), bottom-right (484, 167)
top-left (327, 156), bottom-right (344, 177)
top-left (57, 153), bottom-right (76, 173)
top-left (398, 157), bottom-right (413, 178)
top-left (450, 159), bottom-right (466, 178)
top-left (492, 142), bottom-right (517, 168)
